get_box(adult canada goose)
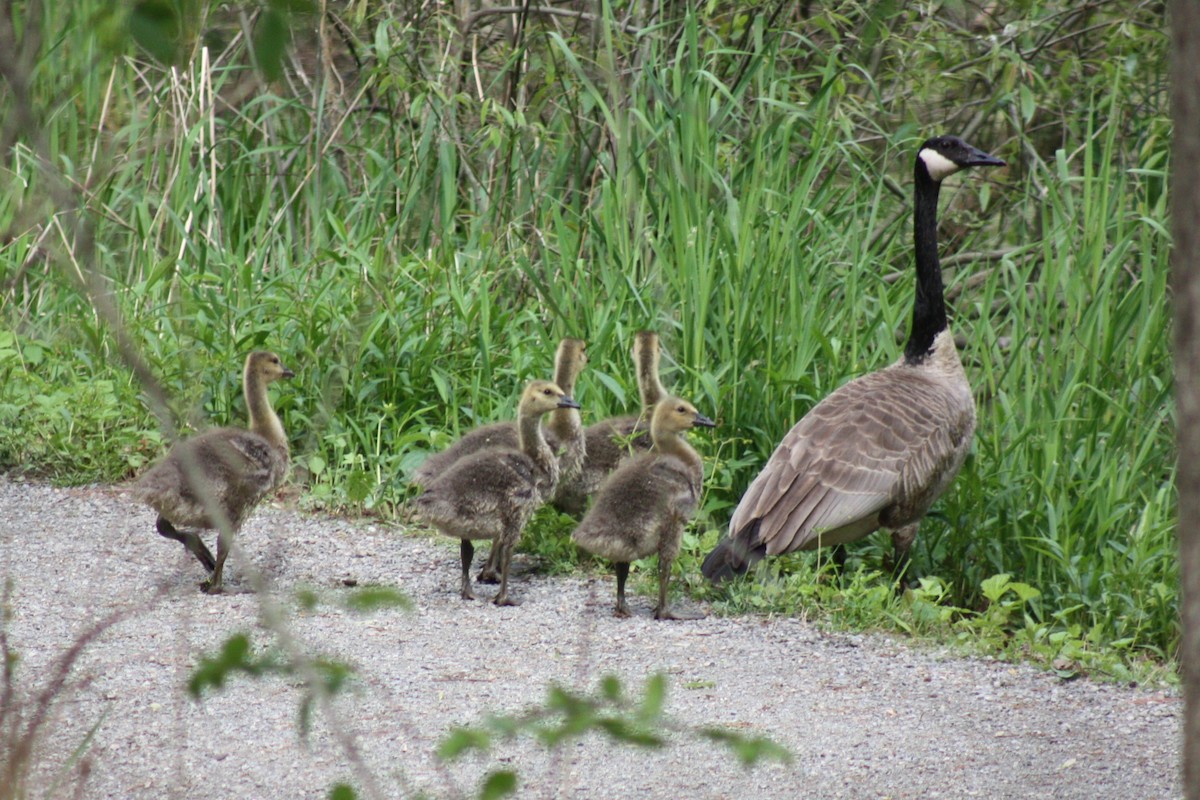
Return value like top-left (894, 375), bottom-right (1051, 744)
top-left (555, 330), bottom-right (667, 514)
top-left (413, 380), bottom-right (580, 606)
top-left (133, 351), bottom-right (294, 593)
top-left (572, 397), bottom-right (715, 619)
top-left (410, 339), bottom-right (588, 490)
top-left (702, 135), bottom-right (1004, 583)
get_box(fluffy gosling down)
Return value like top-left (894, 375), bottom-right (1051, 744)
top-left (555, 330), bottom-right (667, 515)
top-left (572, 396), bottom-right (715, 620)
top-left (409, 339), bottom-right (588, 584)
top-left (411, 338), bottom-right (588, 493)
top-left (413, 380), bottom-right (580, 606)
top-left (133, 351), bottom-right (294, 593)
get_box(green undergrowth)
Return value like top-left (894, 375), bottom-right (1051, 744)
top-left (0, 0), bottom-right (1176, 676)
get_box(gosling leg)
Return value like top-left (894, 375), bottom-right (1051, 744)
top-left (459, 540), bottom-right (476, 600)
top-left (156, 516), bottom-right (216, 572)
top-left (201, 529), bottom-right (232, 594)
top-left (476, 544), bottom-right (501, 584)
top-left (614, 562), bottom-right (632, 618)
top-left (653, 558), bottom-right (704, 621)
top-left (492, 542), bottom-right (521, 607)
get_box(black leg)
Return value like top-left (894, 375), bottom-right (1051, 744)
top-left (156, 516), bottom-right (216, 572)
top-left (459, 540), bottom-right (476, 600)
top-left (201, 529), bottom-right (232, 594)
top-left (653, 558), bottom-right (705, 621)
top-left (614, 562), bottom-right (631, 618)
top-left (493, 542), bottom-right (520, 606)
top-left (832, 544), bottom-right (848, 570)
top-left (477, 544), bottom-right (500, 584)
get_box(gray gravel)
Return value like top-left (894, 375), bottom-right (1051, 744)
top-left (0, 476), bottom-right (1182, 799)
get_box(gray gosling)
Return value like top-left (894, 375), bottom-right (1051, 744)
top-left (702, 135), bottom-right (1005, 583)
top-left (133, 351), bottom-right (294, 593)
top-left (410, 338), bottom-right (588, 491)
top-left (572, 396), bottom-right (715, 620)
top-left (556, 330), bottom-right (667, 514)
top-left (407, 339), bottom-right (588, 584)
top-left (414, 380), bottom-right (580, 606)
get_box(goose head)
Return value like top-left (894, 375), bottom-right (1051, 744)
top-left (652, 396), bottom-right (716, 438)
top-left (247, 351), bottom-right (295, 382)
top-left (520, 380), bottom-right (581, 417)
top-left (916, 136), bottom-right (1006, 183)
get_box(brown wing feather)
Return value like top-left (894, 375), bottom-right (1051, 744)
top-left (729, 360), bottom-right (974, 557)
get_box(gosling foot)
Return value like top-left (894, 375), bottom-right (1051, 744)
top-left (653, 606), bottom-right (706, 621)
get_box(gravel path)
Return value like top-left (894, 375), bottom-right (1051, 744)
top-left (0, 476), bottom-right (1182, 799)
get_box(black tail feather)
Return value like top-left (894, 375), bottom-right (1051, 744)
top-left (701, 521), bottom-right (766, 583)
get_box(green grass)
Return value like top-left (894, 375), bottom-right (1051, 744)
top-left (0, 1), bottom-right (1175, 675)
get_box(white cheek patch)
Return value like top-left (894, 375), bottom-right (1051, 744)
top-left (919, 148), bottom-right (960, 181)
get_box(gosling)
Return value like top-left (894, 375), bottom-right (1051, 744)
top-left (556, 330), bottom-right (666, 514)
top-left (133, 351), bottom-right (294, 593)
top-left (413, 380), bottom-right (579, 606)
top-left (410, 338), bottom-right (588, 491)
top-left (572, 396), bottom-right (715, 620)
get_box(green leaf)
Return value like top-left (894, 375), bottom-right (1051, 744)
top-left (129, 0), bottom-right (181, 64)
top-left (438, 727), bottom-right (491, 760)
top-left (700, 728), bottom-right (792, 766)
top-left (296, 588), bottom-right (319, 611)
top-left (188, 633), bottom-right (254, 698)
top-left (328, 784), bottom-right (356, 800)
top-left (1019, 83), bottom-right (1036, 123)
top-left (980, 574), bottom-right (1013, 604)
top-left (253, 6), bottom-right (289, 81)
top-left (346, 469), bottom-right (374, 504)
top-left (639, 674), bottom-right (667, 722)
top-left (599, 675), bottom-right (622, 702)
top-left (479, 770), bottom-right (517, 800)
top-left (596, 717), bottom-right (664, 748)
top-left (343, 586), bottom-right (412, 613)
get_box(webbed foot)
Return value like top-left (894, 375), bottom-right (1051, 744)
top-left (653, 606), bottom-right (706, 621)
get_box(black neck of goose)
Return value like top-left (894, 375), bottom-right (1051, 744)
top-left (904, 164), bottom-right (947, 364)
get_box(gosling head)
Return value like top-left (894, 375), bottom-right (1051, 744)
top-left (916, 135), bottom-right (1006, 183)
top-left (555, 338), bottom-right (588, 382)
top-left (651, 396), bottom-right (716, 438)
top-left (246, 351), bottom-right (295, 383)
top-left (520, 380), bottom-right (581, 417)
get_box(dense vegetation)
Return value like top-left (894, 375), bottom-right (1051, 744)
top-left (0, 1), bottom-right (1174, 676)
